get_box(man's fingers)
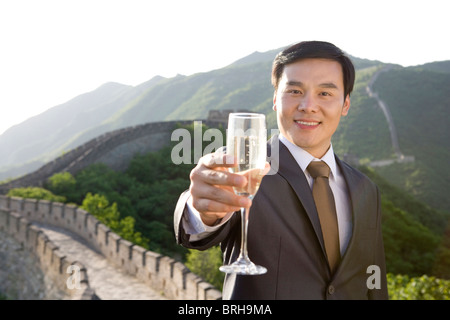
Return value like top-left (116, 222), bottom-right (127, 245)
top-left (188, 151), bottom-right (261, 221)
top-left (201, 153), bottom-right (236, 169)
top-left (193, 197), bottom-right (245, 216)
top-left (190, 164), bottom-right (246, 188)
top-left (191, 183), bottom-right (251, 209)
top-left (262, 162), bottom-right (271, 176)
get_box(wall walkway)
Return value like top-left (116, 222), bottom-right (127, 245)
top-left (0, 196), bottom-right (222, 300)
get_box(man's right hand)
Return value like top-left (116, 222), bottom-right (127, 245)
top-left (189, 152), bottom-right (251, 226)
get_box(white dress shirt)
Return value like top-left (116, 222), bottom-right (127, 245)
top-left (183, 134), bottom-right (353, 255)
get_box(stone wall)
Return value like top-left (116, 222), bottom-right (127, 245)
top-left (0, 195), bottom-right (222, 300)
top-left (0, 204), bottom-right (95, 299)
top-left (0, 229), bottom-right (66, 299)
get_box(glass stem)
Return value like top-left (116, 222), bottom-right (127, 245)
top-left (238, 196), bottom-right (253, 263)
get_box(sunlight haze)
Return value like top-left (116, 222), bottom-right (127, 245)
top-left (0, 0), bottom-right (448, 134)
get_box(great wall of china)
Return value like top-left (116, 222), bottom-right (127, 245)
top-left (0, 116), bottom-right (227, 193)
top-left (0, 111), bottom-right (232, 300)
top-left (366, 66), bottom-right (415, 167)
top-left (0, 195), bottom-right (222, 300)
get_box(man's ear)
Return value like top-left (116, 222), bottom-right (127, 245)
top-left (341, 94), bottom-right (350, 116)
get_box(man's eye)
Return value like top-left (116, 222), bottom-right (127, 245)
top-left (289, 90), bottom-right (302, 94)
top-left (319, 92), bottom-right (331, 96)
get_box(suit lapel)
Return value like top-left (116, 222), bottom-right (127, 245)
top-left (268, 135), bottom-right (327, 256)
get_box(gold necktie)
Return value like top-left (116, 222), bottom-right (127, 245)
top-left (307, 161), bottom-right (340, 273)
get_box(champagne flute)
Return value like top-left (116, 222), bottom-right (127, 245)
top-left (219, 113), bottom-right (267, 275)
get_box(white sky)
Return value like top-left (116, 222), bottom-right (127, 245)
top-left (0, 0), bottom-right (449, 135)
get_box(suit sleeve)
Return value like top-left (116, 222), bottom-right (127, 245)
top-left (173, 190), bottom-right (238, 251)
top-left (368, 186), bottom-right (389, 300)
top-left (173, 190), bottom-right (192, 245)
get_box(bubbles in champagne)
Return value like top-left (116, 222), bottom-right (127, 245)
top-left (229, 136), bottom-right (266, 197)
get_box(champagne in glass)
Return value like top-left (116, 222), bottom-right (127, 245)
top-left (219, 113), bottom-right (267, 275)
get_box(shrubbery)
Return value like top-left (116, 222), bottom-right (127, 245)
top-left (185, 246), bottom-right (224, 290)
top-left (7, 187), bottom-right (66, 203)
top-left (388, 274), bottom-right (450, 300)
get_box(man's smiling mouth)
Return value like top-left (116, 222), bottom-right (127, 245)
top-left (295, 120), bottom-right (320, 126)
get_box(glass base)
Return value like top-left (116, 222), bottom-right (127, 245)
top-left (220, 259), bottom-right (267, 275)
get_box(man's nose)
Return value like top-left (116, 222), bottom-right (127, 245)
top-left (297, 93), bottom-right (318, 112)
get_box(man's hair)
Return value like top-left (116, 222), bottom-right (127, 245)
top-left (271, 41), bottom-right (355, 97)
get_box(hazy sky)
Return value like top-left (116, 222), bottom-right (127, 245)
top-left (0, 0), bottom-right (448, 135)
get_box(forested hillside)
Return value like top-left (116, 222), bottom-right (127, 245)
top-left (371, 67), bottom-right (450, 213)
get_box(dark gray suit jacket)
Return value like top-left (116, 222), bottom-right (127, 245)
top-left (174, 135), bottom-right (388, 300)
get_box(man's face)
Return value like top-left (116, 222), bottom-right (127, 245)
top-left (273, 58), bottom-right (350, 158)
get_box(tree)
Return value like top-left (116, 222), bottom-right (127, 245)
top-left (381, 198), bottom-right (440, 276)
top-left (433, 224), bottom-right (450, 279)
top-left (185, 246), bottom-right (225, 290)
top-left (45, 172), bottom-right (77, 202)
top-left (80, 193), bottom-right (149, 249)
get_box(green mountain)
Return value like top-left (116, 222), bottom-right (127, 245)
top-left (0, 78), bottom-right (166, 179)
top-left (370, 66), bottom-right (450, 213)
top-left (0, 46), bottom-right (448, 219)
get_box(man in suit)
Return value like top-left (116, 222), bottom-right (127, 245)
top-left (174, 41), bottom-right (388, 299)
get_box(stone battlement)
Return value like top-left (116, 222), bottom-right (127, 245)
top-left (0, 203), bottom-right (95, 299)
top-left (0, 195), bottom-right (222, 300)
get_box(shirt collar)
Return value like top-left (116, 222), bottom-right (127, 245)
top-left (278, 133), bottom-right (337, 180)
